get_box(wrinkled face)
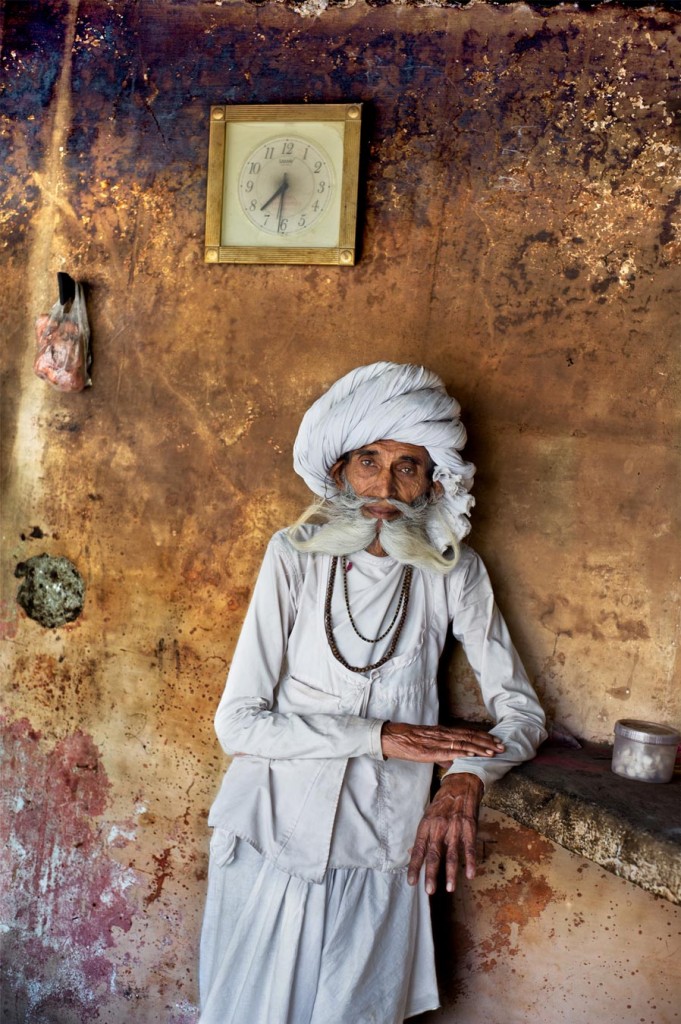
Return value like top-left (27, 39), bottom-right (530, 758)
top-left (330, 439), bottom-right (433, 521)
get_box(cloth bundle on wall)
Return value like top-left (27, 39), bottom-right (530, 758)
top-left (34, 272), bottom-right (92, 392)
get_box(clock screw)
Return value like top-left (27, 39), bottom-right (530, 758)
top-left (347, 106), bottom-right (360, 120)
top-left (340, 250), bottom-right (354, 264)
top-left (205, 248), bottom-right (219, 263)
top-left (212, 108), bottom-right (225, 121)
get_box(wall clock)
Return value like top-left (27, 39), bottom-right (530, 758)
top-left (204, 103), bottom-right (362, 265)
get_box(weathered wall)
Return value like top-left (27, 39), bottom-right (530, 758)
top-left (1, 1), bottom-right (679, 1021)
top-left (420, 807), bottom-right (681, 1024)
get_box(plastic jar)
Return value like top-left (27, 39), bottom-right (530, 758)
top-left (611, 719), bottom-right (680, 783)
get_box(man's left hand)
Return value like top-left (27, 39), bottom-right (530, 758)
top-left (407, 772), bottom-right (484, 894)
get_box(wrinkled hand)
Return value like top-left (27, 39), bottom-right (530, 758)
top-left (381, 722), bottom-right (504, 763)
top-left (407, 772), bottom-right (485, 894)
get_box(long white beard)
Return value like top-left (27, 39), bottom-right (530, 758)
top-left (286, 487), bottom-right (461, 574)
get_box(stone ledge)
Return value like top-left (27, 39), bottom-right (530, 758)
top-left (483, 742), bottom-right (681, 905)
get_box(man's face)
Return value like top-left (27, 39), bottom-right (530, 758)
top-left (331, 439), bottom-right (433, 521)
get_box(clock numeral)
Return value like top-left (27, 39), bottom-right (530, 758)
top-left (238, 136), bottom-right (336, 238)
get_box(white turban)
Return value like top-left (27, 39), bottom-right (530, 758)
top-left (293, 362), bottom-right (476, 541)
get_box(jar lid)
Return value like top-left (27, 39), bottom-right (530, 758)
top-left (614, 719), bottom-right (681, 745)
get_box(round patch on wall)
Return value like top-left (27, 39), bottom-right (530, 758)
top-left (15, 553), bottom-right (85, 628)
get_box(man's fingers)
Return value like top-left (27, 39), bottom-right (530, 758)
top-left (427, 727), bottom-right (503, 758)
top-left (449, 731), bottom-right (504, 757)
top-left (424, 838), bottom-right (443, 895)
top-left (409, 820), bottom-right (446, 892)
top-left (382, 722), bottom-right (504, 764)
top-left (462, 816), bottom-right (479, 880)
top-left (407, 825), bottom-right (430, 885)
top-left (445, 830), bottom-right (460, 893)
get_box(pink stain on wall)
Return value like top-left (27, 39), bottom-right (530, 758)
top-left (0, 599), bottom-right (18, 640)
top-left (0, 717), bottom-right (140, 1022)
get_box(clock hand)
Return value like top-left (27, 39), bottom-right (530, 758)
top-left (260, 173), bottom-right (289, 212)
top-left (277, 174), bottom-right (290, 233)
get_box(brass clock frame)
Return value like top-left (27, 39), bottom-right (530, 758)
top-left (204, 103), bottom-right (362, 266)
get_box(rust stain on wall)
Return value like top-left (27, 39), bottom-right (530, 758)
top-left (472, 818), bottom-right (558, 963)
top-left (145, 846), bottom-right (174, 907)
top-left (479, 818), bottom-right (556, 864)
top-left (476, 868), bottom-right (556, 961)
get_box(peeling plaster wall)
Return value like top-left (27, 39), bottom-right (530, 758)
top-left (0, 1), bottom-right (679, 1021)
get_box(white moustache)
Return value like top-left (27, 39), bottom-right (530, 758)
top-left (287, 486), bottom-right (460, 574)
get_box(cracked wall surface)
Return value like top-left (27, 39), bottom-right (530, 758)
top-left (0, 1), bottom-right (679, 1020)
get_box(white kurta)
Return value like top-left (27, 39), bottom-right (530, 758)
top-left (200, 528), bottom-right (547, 1023)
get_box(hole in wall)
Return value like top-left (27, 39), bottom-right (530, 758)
top-left (14, 553), bottom-right (85, 628)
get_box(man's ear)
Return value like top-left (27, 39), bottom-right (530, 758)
top-left (431, 480), bottom-right (444, 500)
top-left (329, 458), bottom-right (346, 489)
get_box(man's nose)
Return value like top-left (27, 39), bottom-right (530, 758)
top-left (372, 468), bottom-right (398, 499)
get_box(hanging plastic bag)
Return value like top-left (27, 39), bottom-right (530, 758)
top-left (34, 281), bottom-right (92, 392)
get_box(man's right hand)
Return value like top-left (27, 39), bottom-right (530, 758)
top-left (381, 721), bottom-right (504, 763)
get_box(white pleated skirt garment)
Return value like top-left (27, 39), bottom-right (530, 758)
top-left (199, 830), bottom-right (440, 1024)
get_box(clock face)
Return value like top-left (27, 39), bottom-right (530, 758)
top-left (237, 136), bottom-right (335, 237)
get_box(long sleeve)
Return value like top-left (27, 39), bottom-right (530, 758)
top-left (444, 550), bottom-right (547, 788)
top-left (214, 534), bottom-right (384, 761)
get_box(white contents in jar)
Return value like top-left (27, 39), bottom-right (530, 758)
top-left (612, 720), bottom-right (680, 783)
top-left (612, 741), bottom-right (674, 782)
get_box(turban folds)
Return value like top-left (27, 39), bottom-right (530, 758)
top-left (293, 362), bottom-right (476, 541)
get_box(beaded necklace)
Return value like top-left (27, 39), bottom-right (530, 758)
top-left (324, 555), bottom-right (413, 674)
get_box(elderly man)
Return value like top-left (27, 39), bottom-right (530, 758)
top-left (199, 362), bottom-right (546, 1024)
